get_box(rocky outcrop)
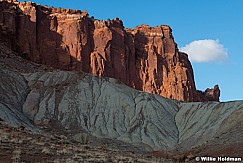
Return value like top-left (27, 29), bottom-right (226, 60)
top-left (126, 26), bottom-right (199, 101)
top-left (197, 85), bottom-right (220, 102)
top-left (0, 0), bottom-right (220, 102)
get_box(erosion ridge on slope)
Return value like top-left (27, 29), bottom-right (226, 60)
top-left (0, 0), bottom-right (220, 102)
top-left (1, 43), bottom-right (243, 160)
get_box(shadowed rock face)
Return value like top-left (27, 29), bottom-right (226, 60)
top-left (0, 0), bottom-right (219, 102)
top-left (0, 68), bottom-right (36, 129)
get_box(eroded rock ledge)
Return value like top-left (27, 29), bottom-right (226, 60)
top-left (0, 0), bottom-right (219, 102)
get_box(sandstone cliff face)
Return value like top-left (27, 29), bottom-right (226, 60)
top-left (0, 0), bottom-right (219, 102)
top-left (126, 26), bottom-right (198, 101)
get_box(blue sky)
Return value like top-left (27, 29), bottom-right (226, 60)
top-left (20, 0), bottom-right (243, 101)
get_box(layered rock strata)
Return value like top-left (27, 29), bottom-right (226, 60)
top-left (0, 0), bottom-right (219, 102)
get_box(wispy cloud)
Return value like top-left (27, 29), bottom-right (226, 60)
top-left (180, 39), bottom-right (228, 62)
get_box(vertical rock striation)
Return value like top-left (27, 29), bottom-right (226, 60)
top-left (0, 0), bottom-right (220, 102)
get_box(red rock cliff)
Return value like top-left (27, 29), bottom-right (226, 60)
top-left (0, 0), bottom-right (220, 102)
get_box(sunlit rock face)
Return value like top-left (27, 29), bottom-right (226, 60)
top-left (0, 0), bottom-right (219, 102)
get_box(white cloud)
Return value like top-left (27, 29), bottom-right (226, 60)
top-left (180, 39), bottom-right (228, 62)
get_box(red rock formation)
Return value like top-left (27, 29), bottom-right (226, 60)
top-left (0, 0), bottom-right (220, 102)
top-left (197, 85), bottom-right (220, 102)
top-left (126, 25), bottom-right (199, 101)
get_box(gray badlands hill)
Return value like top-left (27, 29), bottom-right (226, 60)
top-left (1, 43), bottom-right (243, 161)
